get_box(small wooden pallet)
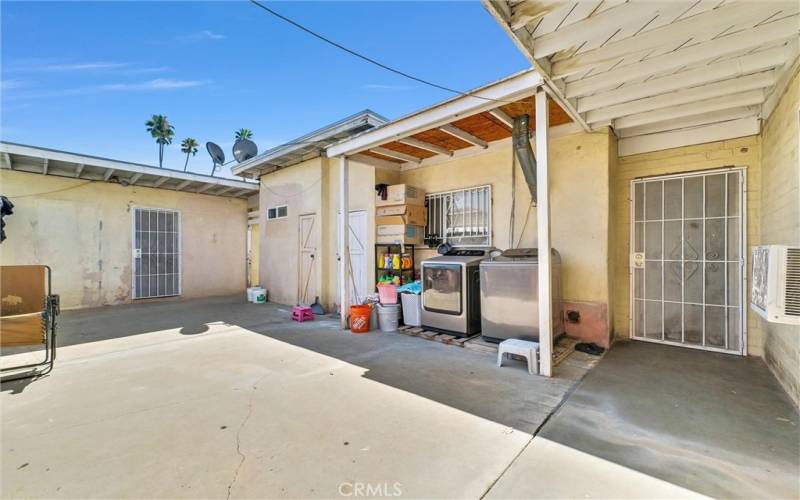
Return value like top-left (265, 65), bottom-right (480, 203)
top-left (552, 337), bottom-right (578, 366)
top-left (396, 325), bottom-right (579, 365)
top-left (395, 325), bottom-right (479, 347)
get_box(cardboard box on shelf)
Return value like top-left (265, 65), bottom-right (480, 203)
top-left (376, 224), bottom-right (425, 245)
top-left (376, 204), bottom-right (427, 226)
top-left (376, 184), bottom-right (426, 207)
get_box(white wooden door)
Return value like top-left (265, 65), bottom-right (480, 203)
top-left (630, 168), bottom-right (746, 354)
top-left (298, 214), bottom-right (317, 305)
top-left (338, 210), bottom-right (369, 305)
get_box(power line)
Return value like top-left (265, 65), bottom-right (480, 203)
top-left (248, 0), bottom-right (512, 104)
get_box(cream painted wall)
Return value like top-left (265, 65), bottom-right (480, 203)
top-left (613, 136), bottom-right (763, 354)
top-left (258, 156), bottom-right (385, 311)
top-left (759, 68), bottom-right (800, 406)
top-left (400, 131), bottom-right (614, 307)
top-left (321, 158), bottom-right (396, 312)
top-left (0, 170), bottom-right (248, 309)
top-left (259, 157), bottom-right (324, 306)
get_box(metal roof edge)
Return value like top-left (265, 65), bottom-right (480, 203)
top-left (1, 141), bottom-right (258, 191)
top-left (231, 109), bottom-right (388, 177)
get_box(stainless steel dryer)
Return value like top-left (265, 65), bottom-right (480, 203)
top-left (421, 248), bottom-right (491, 336)
top-left (479, 248), bottom-right (564, 343)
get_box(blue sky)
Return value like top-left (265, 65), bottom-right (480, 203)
top-left (1, 1), bottom-right (528, 178)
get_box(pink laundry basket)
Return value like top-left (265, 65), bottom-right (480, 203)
top-left (377, 284), bottom-right (398, 304)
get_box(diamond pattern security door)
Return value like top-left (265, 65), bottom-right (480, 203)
top-left (133, 208), bottom-right (181, 299)
top-left (630, 169), bottom-right (745, 354)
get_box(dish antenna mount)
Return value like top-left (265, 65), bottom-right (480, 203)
top-left (233, 138), bottom-right (258, 163)
top-left (206, 142), bottom-right (225, 177)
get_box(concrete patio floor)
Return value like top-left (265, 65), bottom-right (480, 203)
top-left (2, 296), bottom-right (797, 499)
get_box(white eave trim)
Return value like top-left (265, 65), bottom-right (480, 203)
top-left (326, 69), bottom-right (544, 157)
top-left (231, 110), bottom-right (387, 176)
top-left (1, 142), bottom-right (258, 197)
top-left (618, 117), bottom-right (761, 157)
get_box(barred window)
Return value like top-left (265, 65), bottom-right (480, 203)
top-left (425, 185), bottom-right (491, 247)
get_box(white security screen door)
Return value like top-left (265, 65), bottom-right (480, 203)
top-left (133, 208), bottom-right (181, 299)
top-left (630, 168), bottom-right (745, 354)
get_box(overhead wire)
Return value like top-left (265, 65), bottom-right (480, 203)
top-left (248, 0), bottom-right (517, 104)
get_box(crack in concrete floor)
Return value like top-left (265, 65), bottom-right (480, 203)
top-left (226, 372), bottom-right (271, 500)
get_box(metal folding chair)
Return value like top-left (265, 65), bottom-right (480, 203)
top-left (1, 265), bottom-right (59, 382)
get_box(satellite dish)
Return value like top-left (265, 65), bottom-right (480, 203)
top-left (233, 139), bottom-right (257, 163)
top-left (206, 142), bottom-right (225, 165)
top-left (206, 142), bottom-right (225, 177)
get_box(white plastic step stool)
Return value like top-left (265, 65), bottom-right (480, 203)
top-left (497, 339), bottom-right (540, 375)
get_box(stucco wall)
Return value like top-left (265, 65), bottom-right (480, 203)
top-left (612, 136), bottom-right (763, 354)
top-left (400, 129), bottom-right (615, 344)
top-left (0, 170), bottom-right (248, 309)
top-left (322, 157), bottom-right (384, 311)
top-left (259, 157), bottom-right (324, 306)
top-left (759, 68), bottom-right (800, 406)
top-left (259, 156), bottom-right (382, 311)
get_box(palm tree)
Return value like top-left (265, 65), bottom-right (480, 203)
top-left (180, 138), bottom-right (199, 171)
top-left (235, 128), bottom-right (253, 140)
top-left (145, 115), bottom-right (175, 168)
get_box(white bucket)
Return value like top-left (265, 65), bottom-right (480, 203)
top-left (377, 303), bottom-right (401, 332)
top-left (247, 287), bottom-right (266, 303)
top-left (400, 293), bottom-right (422, 327)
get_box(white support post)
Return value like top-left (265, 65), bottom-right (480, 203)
top-left (339, 156), bottom-right (350, 329)
top-left (535, 89), bottom-right (553, 377)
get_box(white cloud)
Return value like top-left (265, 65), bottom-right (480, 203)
top-left (1, 79), bottom-right (25, 90)
top-left (4, 78), bottom-right (211, 100)
top-left (8, 60), bottom-right (131, 72)
top-left (177, 30), bottom-right (226, 42)
top-left (123, 66), bottom-right (172, 75)
top-left (98, 78), bottom-right (210, 91)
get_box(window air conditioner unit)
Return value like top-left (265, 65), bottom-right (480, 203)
top-left (750, 245), bottom-right (800, 324)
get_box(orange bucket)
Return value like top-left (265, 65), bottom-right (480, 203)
top-left (350, 304), bottom-right (372, 333)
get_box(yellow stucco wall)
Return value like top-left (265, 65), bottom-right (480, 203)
top-left (400, 130), bottom-right (614, 306)
top-left (612, 135), bottom-right (763, 354)
top-left (0, 170), bottom-right (248, 309)
top-left (759, 68), bottom-right (800, 406)
top-left (259, 157), bottom-right (324, 306)
top-left (259, 156), bottom-right (384, 310)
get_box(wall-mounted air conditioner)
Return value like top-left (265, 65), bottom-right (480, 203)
top-left (750, 245), bottom-right (800, 325)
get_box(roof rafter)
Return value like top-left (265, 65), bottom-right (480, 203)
top-left (586, 71), bottom-right (776, 124)
top-left (575, 44), bottom-right (792, 108)
top-left (439, 124), bottom-right (488, 149)
top-left (563, 15), bottom-right (798, 95)
top-left (369, 147), bottom-right (422, 163)
top-left (396, 137), bottom-right (453, 157)
top-left (613, 89), bottom-right (765, 130)
top-left (553, 2), bottom-right (790, 78)
top-left (488, 108), bottom-right (514, 129)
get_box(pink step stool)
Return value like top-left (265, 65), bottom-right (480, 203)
top-left (291, 306), bottom-right (314, 322)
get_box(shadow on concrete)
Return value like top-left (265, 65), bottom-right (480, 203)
top-left (538, 341), bottom-right (800, 499)
top-left (0, 296), bottom-right (588, 435)
top-left (4, 294), bottom-right (797, 499)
